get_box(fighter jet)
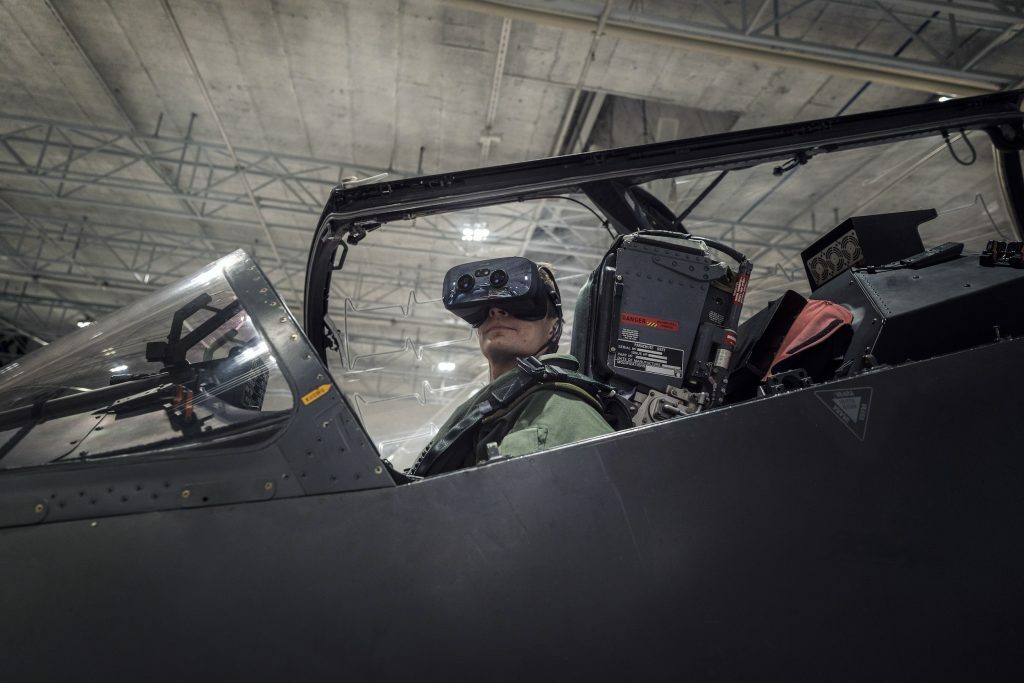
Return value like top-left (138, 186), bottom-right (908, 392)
top-left (1, 91), bottom-right (1023, 680)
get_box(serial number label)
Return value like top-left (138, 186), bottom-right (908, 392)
top-left (613, 339), bottom-right (684, 378)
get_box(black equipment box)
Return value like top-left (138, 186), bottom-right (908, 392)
top-left (802, 209), bottom-right (934, 290)
top-left (811, 254), bottom-right (1024, 376)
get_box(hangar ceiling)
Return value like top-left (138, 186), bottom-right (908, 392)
top-left (1, 0), bottom-right (1022, 455)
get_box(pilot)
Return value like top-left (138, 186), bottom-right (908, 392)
top-left (408, 261), bottom-right (612, 476)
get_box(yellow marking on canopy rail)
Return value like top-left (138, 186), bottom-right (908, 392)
top-left (301, 384), bottom-right (332, 406)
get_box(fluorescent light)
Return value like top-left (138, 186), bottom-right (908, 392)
top-left (436, 361), bottom-right (456, 372)
top-left (460, 222), bottom-right (489, 242)
top-left (110, 364), bottom-right (128, 373)
top-left (461, 228), bottom-right (489, 241)
top-left (76, 320), bottom-right (95, 328)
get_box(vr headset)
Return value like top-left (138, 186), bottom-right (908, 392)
top-left (442, 257), bottom-right (561, 327)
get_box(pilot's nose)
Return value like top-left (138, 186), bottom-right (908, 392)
top-left (488, 307), bottom-right (510, 319)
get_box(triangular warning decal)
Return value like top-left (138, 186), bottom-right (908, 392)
top-left (815, 387), bottom-right (873, 441)
top-left (833, 397), bottom-right (861, 423)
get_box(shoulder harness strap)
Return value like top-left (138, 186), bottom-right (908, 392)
top-left (408, 356), bottom-right (626, 477)
top-left (481, 381), bottom-right (603, 427)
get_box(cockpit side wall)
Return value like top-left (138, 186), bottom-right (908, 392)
top-left (1, 337), bottom-right (1022, 680)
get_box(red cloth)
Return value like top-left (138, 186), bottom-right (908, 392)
top-left (766, 299), bottom-right (853, 379)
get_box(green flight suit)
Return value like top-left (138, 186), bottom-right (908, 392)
top-left (414, 354), bottom-right (613, 474)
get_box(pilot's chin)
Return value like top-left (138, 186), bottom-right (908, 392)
top-left (484, 340), bottom-right (525, 356)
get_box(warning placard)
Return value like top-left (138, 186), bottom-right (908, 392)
top-left (620, 312), bottom-right (679, 332)
top-left (301, 383), bottom-right (332, 406)
top-left (815, 387), bottom-right (873, 441)
top-left (614, 339), bottom-right (684, 378)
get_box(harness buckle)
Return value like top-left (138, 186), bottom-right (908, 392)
top-left (516, 355), bottom-right (550, 379)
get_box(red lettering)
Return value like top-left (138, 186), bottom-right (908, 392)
top-left (620, 312), bottom-right (679, 332)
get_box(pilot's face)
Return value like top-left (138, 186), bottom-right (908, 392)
top-left (477, 306), bottom-right (556, 363)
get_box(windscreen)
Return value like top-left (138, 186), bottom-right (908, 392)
top-left (323, 197), bottom-right (606, 471)
top-left (0, 251), bottom-right (294, 468)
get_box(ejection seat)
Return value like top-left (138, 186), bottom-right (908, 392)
top-left (569, 230), bottom-right (745, 425)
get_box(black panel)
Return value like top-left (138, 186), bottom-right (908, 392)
top-left (2, 339), bottom-right (1023, 680)
top-left (812, 254), bottom-right (1024, 376)
top-left (726, 289), bottom-right (808, 400)
top-left (801, 209), bottom-right (933, 290)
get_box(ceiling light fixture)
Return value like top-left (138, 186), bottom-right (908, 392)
top-left (436, 361), bottom-right (456, 372)
top-left (461, 222), bottom-right (489, 241)
top-left (76, 320), bottom-right (95, 328)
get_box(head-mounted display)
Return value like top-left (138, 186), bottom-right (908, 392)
top-left (442, 257), bottom-right (561, 327)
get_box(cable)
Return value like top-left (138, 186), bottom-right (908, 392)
top-left (528, 194), bottom-right (614, 237)
top-left (943, 128), bottom-right (977, 166)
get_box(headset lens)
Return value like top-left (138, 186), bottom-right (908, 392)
top-left (488, 269), bottom-right (508, 288)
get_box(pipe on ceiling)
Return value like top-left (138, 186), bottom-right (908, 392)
top-left (445, 0), bottom-right (1001, 97)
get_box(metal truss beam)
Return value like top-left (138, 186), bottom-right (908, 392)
top-left (0, 113), bottom-right (386, 219)
top-left (0, 216), bottom-right (600, 333)
top-left (0, 200), bottom-right (806, 286)
top-left (0, 106), bottom-right (820, 345)
top-left (40, 0), bottom-right (298, 284)
top-left (876, 0), bottom-right (1024, 25)
top-left (0, 114), bottom-right (816, 261)
top-left (0, 290), bottom-right (119, 317)
top-left (0, 203), bottom-right (623, 272)
top-left (159, 0), bottom-right (284, 266)
top-left (448, 0), bottom-right (1022, 95)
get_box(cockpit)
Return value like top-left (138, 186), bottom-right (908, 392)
top-left (0, 91), bottom-right (1021, 528)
